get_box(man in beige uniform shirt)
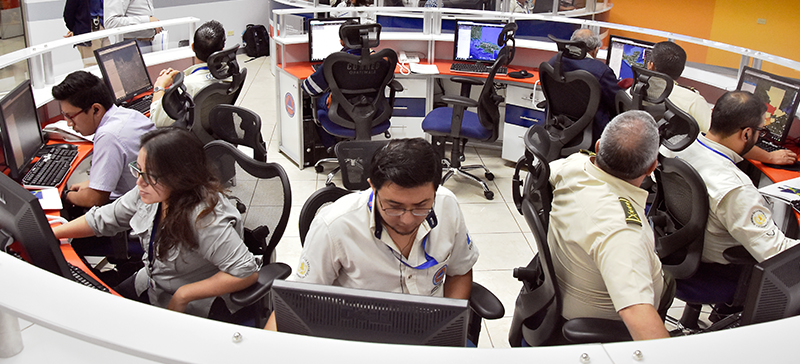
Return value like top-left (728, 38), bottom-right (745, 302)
top-left (548, 110), bottom-right (672, 341)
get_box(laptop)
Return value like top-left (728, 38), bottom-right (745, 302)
top-left (94, 39), bottom-right (154, 116)
top-left (450, 19), bottom-right (508, 75)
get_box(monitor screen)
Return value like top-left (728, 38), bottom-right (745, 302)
top-left (0, 79), bottom-right (45, 181)
top-left (452, 20), bottom-right (506, 63)
top-left (606, 35), bottom-right (655, 81)
top-left (94, 40), bottom-right (152, 104)
top-left (272, 280), bottom-right (470, 347)
top-left (0, 173), bottom-right (70, 278)
top-left (740, 243), bottom-right (800, 326)
top-left (307, 17), bottom-right (360, 63)
top-left (736, 66), bottom-right (800, 143)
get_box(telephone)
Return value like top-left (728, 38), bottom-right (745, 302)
top-left (398, 51), bottom-right (421, 64)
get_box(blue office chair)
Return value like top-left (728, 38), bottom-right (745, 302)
top-left (422, 23), bottom-right (517, 200)
top-left (311, 23), bottom-right (401, 179)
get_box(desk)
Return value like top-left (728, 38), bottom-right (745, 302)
top-left (749, 156), bottom-right (800, 237)
top-left (276, 59), bottom-right (542, 168)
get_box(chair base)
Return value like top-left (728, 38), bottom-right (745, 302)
top-left (441, 159), bottom-right (495, 200)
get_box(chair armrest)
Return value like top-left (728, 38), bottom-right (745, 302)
top-left (441, 95), bottom-right (479, 109)
top-left (723, 246), bottom-right (757, 265)
top-left (469, 282), bottom-right (505, 320)
top-left (450, 77), bottom-right (485, 87)
top-left (229, 262), bottom-right (292, 306)
top-left (562, 318), bottom-right (632, 344)
top-left (390, 79), bottom-right (404, 93)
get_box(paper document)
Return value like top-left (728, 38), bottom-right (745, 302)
top-left (27, 187), bottom-right (63, 211)
top-left (43, 120), bottom-right (94, 143)
top-left (759, 177), bottom-right (800, 203)
top-left (410, 63), bottom-right (439, 75)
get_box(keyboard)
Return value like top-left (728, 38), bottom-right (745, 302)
top-left (22, 147), bottom-right (78, 187)
top-left (450, 62), bottom-right (508, 75)
top-left (756, 139), bottom-right (785, 152)
top-left (124, 93), bottom-right (153, 115)
top-left (68, 262), bottom-right (110, 293)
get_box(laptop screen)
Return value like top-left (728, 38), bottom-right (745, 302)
top-left (308, 17), bottom-right (360, 63)
top-left (0, 79), bottom-right (45, 181)
top-left (737, 66), bottom-right (800, 143)
top-left (452, 20), bottom-right (506, 63)
top-left (94, 40), bottom-right (152, 104)
top-left (606, 35), bottom-right (655, 81)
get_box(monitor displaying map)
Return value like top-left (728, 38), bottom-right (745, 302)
top-left (606, 35), bottom-right (655, 81)
top-left (453, 20), bottom-right (506, 63)
top-left (737, 66), bottom-right (800, 143)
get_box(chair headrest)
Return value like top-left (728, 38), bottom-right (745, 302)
top-left (631, 65), bottom-right (674, 104)
top-left (548, 34), bottom-right (589, 61)
top-left (658, 99), bottom-right (700, 152)
top-left (207, 44), bottom-right (241, 79)
top-left (162, 72), bottom-right (195, 128)
top-left (340, 23), bottom-right (381, 50)
top-left (498, 22), bottom-right (517, 63)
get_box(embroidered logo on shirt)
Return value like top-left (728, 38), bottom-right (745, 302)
top-left (619, 197), bottom-right (642, 226)
top-left (751, 210), bottom-right (769, 228)
top-left (297, 258), bottom-right (310, 278)
top-left (432, 264), bottom-right (447, 286)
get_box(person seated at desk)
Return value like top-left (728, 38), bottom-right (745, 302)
top-left (54, 71), bottom-right (155, 209)
top-left (648, 41), bottom-right (796, 165)
top-left (548, 110), bottom-right (673, 341)
top-left (548, 29), bottom-right (621, 147)
top-left (265, 138), bottom-right (478, 330)
top-left (670, 91), bottom-right (800, 301)
top-left (148, 20), bottom-right (228, 128)
top-left (53, 128), bottom-right (259, 318)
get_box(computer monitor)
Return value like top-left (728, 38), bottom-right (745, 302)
top-left (307, 17), bottom-right (360, 63)
top-left (0, 79), bottom-right (46, 181)
top-left (0, 172), bottom-right (70, 278)
top-left (606, 35), bottom-right (655, 81)
top-left (272, 280), bottom-right (470, 347)
top-left (736, 66), bottom-right (800, 144)
top-left (94, 39), bottom-right (152, 105)
top-left (740, 243), bottom-right (800, 326)
top-left (452, 19), bottom-right (506, 63)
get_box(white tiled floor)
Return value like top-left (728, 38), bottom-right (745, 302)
top-left (234, 55), bottom-right (704, 348)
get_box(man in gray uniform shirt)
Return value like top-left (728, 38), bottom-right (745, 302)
top-left (105, 0), bottom-right (161, 52)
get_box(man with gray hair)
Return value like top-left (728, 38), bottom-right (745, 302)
top-left (547, 110), bottom-right (672, 341)
top-left (547, 28), bottom-right (622, 146)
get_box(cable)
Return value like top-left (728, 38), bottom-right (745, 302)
top-left (398, 62), bottom-right (411, 75)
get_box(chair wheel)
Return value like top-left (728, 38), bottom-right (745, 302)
top-left (315, 165), bottom-right (324, 173)
top-left (485, 172), bottom-right (494, 181)
top-left (484, 191), bottom-right (494, 200)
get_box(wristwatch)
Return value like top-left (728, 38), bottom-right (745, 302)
top-left (153, 86), bottom-right (166, 93)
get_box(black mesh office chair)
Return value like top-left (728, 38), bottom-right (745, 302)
top-left (296, 185), bottom-right (504, 345)
top-left (208, 104), bottom-right (268, 185)
top-left (508, 126), bottom-right (631, 346)
top-left (535, 35), bottom-right (600, 162)
top-left (191, 45), bottom-right (248, 144)
top-left (422, 23), bottom-right (517, 200)
top-left (204, 140), bottom-right (292, 327)
top-left (615, 65), bottom-right (673, 121)
top-left (162, 72), bottom-right (194, 128)
top-left (330, 140), bottom-right (389, 190)
top-left (311, 24), bottom-right (401, 178)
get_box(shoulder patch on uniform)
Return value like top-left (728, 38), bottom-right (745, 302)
top-left (579, 149), bottom-right (596, 156)
top-left (619, 197), bottom-right (642, 226)
top-left (751, 210), bottom-right (769, 228)
top-left (296, 258), bottom-right (310, 278)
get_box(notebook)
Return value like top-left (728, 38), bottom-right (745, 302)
top-left (94, 39), bottom-right (153, 115)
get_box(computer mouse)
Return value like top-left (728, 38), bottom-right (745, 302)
top-left (518, 69), bottom-right (529, 76)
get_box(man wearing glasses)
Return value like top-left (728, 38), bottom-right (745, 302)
top-left (672, 91), bottom-right (799, 308)
top-left (52, 71), bottom-right (155, 209)
top-left (265, 138), bottom-right (477, 330)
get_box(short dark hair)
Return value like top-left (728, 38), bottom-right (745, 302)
top-left (650, 41), bottom-right (686, 80)
top-left (709, 91), bottom-right (767, 137)
top-left (370, 138), bottom-right (441, 191)
top-left (193, 20), bottom-right (226, 62)
top-left (51, 71), bottom-right (114, 110)
top-left (596, 110), bottom-right (660, 180)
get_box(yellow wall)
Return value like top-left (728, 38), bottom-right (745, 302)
top-left (605, 0), bottom-right (800, 79)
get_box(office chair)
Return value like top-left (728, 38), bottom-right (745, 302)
top-left (311, 23), bottom-right (400, 178)
top-left (203, 140), bottom-right (293, 327)
top-left (422, 23), bottom-right (517, 200)
top-left (535, 35), bottom-right (600, 162)
top-left (329, 140), bottom-right (389, 190)
top-left (162, 72), bottom-right (195, 129)
top-left (508, 126), bottom-right (631, 346)
top-left (191, 45), bottom-right (248, 144)
top-left (615, 65), bottom-right (673, 121)
top-left (208, 104), bottom-right (268, 185)
top-left (297, 185), bottom-right (504, 345)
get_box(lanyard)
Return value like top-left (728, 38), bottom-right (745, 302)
top-left (147, 203), bottom-right (162, 268)
top-left (697, 138), bottom-right (734, 163)
top-left (191, 66), bottom-right (209, 74)
top-left (387, 234), bottom-right (439, 270)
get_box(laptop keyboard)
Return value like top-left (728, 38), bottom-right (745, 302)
top-left (22, 147), bottom-right (78, 187)
top-left (124, 93), bottom-right (153, 115)
top-left (450, 62), bottom-right (508, 75)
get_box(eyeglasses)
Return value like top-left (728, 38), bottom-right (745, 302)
top-left (128, 161), bottom-right (159, 186)
top-left (376, 192), bottom-right (434, 217)
top-left (62, 107), bottom-right (89, 122)
top-left (754, 127), bottom-right (769, 139)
